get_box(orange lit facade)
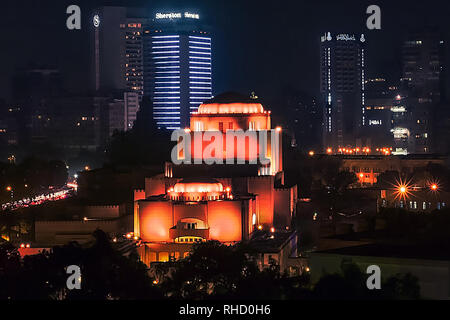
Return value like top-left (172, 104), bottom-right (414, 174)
top-left (134, 94), bottom-right (297, 266)
top-left (173, 101), bottom-right (282, 176)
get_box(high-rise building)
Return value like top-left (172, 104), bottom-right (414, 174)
top-left (402, 28), bottom-right (444, 101)
top-left (281, 88), bottom-right (321, 151)
top-left (401, 28), bottom-right (445, 154)
top-left (320, 32), bottom-right (366, 151)
top-left (362, 79), bottom-right (410, 154)
top-left (91, 6), bottom-right (147, 97)
top-left (143, 11), bottom-right (213, 130)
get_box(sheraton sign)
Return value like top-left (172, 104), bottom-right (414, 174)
top-left (155, 12), bottom-right (200, 20)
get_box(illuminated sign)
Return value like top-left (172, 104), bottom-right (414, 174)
top-left (184, 12), bottom-right (200, 19)
top-left (155, 12), bottom-right (200, 20)
top-left (93, 14), bottom-right (100, 28)
top-left (391, 106), bottom-right (406, 113)
top-left (336, 34), bottom-right (356, 41)
top-left (391, 127), bottom-right (409, 139)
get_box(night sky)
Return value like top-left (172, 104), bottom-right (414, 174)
top-left (1, 0), bottom-right (450, 107)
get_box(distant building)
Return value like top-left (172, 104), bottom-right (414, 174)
top-left (363, 79), bottom-right (409, 154)
top-left (108, 98), bottom-right (126, 136)
top-left (91, 6), bottom-right (147, 97)
top-left (124, 92), bottom-right (140, 130)
top-left (401, 28), bottom-right (445, 154)
top-left (282, 89), bottom-right (321, 151)
top-left (320, 32), bottom-right (366, 151)
top-left (11, 67), bottom-right (63, 145)
top-left (143, 11), bottom-right (213, 130)
top-left (402, 28), bottom-right (444, 102)
top-left (338, 154), bottom-right (446, 186)
top-left (23, 95), bottom-right (127, 156)
top-left (379, 186), bottom-right (449, 212)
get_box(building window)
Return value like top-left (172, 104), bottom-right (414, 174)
top-left (186, 223), bottom-right (197, 230)
top-left (194, 121), bottom-right (204, 131)
top-left (218, 122), bottom-right (224, 132)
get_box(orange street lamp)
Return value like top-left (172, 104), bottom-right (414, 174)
top-left (6, 186), bottom-right (13, 200)
top-left (392, 177), bottom-right (413, 201)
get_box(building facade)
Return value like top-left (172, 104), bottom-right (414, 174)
top-left (320, 32), bottom-right (366, 151)
top-left (143, 11), bottom-right (213, 130)
top-left (91, 6), bottom-right (147, 96)
top-left (133, 93), bottom-right (297, 265)
top-left (401, 28), bottom-right (445, 154)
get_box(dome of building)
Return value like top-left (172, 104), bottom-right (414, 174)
top-left (197, 92), bottom-right (266, 114)
top-left (173, 178), bottom-right (224, 193)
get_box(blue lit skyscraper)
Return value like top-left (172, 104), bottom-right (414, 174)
top-left (143, 12), bottom-right (213, 130)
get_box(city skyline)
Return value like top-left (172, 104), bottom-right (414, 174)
top-left (2, 0), bottom-right (450, 304)
top-left (1, 0), bottom-right (450, 107)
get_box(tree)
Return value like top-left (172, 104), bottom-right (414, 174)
top-left (0, 230), bottom-right (162, 300)
top-left (0, 242), bottom-right (21, 299)
top-left (312, 261), bottom-right (421, 300)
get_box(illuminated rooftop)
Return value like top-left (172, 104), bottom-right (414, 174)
top-left (172, 178), bottom-right (224, 193)
top-left (195, 92), bottom-right (267, 115)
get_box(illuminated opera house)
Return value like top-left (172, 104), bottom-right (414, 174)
top-left (134, 93), bottom-right (298, 265)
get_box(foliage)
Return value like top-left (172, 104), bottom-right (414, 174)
top-left (0, 234), bottom-right (423, 300)
top-left (380, 207), bottom-right (450, 245)
top-left (313, 261), bottom-right (421, 300)
top-left (0, 230), bottom-right (161, 300)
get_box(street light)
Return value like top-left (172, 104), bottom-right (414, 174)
top-left (394, 182), bottom-right (410, 201)
top-left (6, 186), bottom-right (13, 200)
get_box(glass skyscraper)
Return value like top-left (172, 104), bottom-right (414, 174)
top-left (143, 12), bottom-right (213, 130)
